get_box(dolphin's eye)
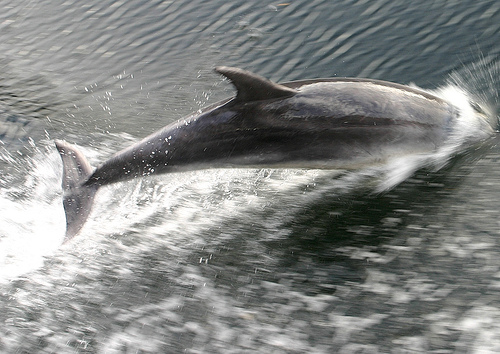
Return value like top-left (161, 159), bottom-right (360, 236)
top-left (470, 101), bottom-right (486, 115)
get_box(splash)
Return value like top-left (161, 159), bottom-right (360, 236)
top-left (432, 56), bottom-right (499, 165)
top-left (0, 143), bottom-right (65, 283)
top-left (447, 53), bottom-right (500, 126)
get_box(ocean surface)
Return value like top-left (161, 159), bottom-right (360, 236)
top-left (1, 0), bottom-right (500, 352)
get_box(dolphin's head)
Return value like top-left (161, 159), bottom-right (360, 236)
top-left (470, 100), bottom-right (498, 131)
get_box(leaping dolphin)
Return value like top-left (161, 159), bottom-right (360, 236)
top-left (55, 66), bottom-right (491, 241)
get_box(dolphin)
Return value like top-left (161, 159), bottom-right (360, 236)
top-left (55, 66), bottom-right (489, 240)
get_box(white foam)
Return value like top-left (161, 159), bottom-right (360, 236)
top-left (0, 146), bottom-right (65, 282)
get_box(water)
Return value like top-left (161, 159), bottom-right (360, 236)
top-left (1, 0), bottom-right (500, 352)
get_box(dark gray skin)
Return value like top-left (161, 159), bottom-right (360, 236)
top-left (55, 66), bottom-right (460, 240)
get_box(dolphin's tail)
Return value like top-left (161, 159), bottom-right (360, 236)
top-left (55, 140), bottom-right (98, 242)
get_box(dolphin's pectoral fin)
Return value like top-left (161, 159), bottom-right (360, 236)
top-left (215, 66), bottom-right (297, 103)
top-left (55, 140), bottom-right (98, 242)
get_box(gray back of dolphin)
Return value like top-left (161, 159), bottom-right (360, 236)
top-left (56, 66), bottom-right (460, 241)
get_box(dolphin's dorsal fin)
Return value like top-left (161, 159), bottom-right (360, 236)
top-left (215, 66), bottom-right (297, 102)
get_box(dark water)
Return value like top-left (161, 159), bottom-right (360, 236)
top-left (1, 0), bottom-right (500, 352)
